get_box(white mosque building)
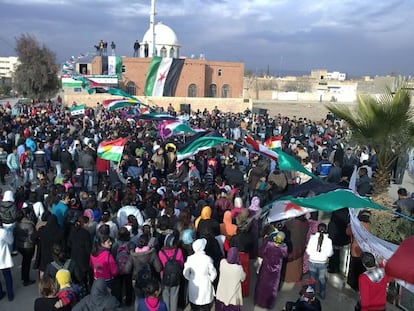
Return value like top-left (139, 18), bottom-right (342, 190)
top-left (140, 22), bottom-right (180, 58)
top-left (139, 0), bottom-right (180, 58)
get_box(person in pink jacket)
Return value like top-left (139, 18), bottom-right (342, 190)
top-left (90, 234), bottom-right (118, 288)
top-left (158, 233), bottom-right (184, 311)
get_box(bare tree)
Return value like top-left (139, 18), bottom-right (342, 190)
top-left (14, 34), bottom-right (60, 100)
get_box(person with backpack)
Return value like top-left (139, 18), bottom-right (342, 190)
top-left (131, 234), bottom-right (162, 300)
top-left (112, 227), bottom-right (134, 307)
top-left (158, 233), bottom-right (184, 311)
top-left (50, 139), bottom-right (62, 177)
top-left (44, 243), bottom-right (83, 284)
top-left (90, 234), bottom-right (118, 288)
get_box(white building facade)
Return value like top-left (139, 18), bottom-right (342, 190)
top-left (0, 56), bottom-right (19, 79)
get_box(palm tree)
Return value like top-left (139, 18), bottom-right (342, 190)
top-left (327, 86), bottom-right (414, 195)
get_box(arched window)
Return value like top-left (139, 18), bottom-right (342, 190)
top-left (188, 84), bottom-right (197, 97)
top-left (218, 69), bottom-right (222, 76)
top-left (160, 46), bottom-right (167, 58)
top-left (169, 47), bottom-right (175, 58)
top-left (221, 84), bottom-right (231, 98)
top-left (209, 84), bottom-right (217, 98)
top-left (126, 81), bottom-right (136, 95)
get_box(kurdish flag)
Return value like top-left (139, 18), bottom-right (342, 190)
top-left (177, 136), bottom-right (233, 161)
top-left (97, 138), bottom-right (127, 162)
top-left (245, 136), bottom-right (318, 180)
top-left (70, 104), bottom-right (85, 116)
top-left (245, 136), bottom-right (278, 161)
top-left (265, 135), bottom-right (282, 149)
top-left (102, 98), bottom-right (141, 111)
top-left (144, 57), bottom-right (185, 97)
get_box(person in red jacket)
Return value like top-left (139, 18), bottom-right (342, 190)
top-left (96, 156), bottom-right (110, 186)
top-left (357, 252), bottom-right (389, 311)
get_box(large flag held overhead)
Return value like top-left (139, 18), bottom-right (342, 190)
top-left (245, 136), bottom-right (318, 179)
top-left (177, 136), bottom-right (233, 161)
top-left (69, 104), bottom-right (85, 116)
top-left (159, 120), bottom-right (203, 139)
top-left (245, 136), bottom-right (278, 161)
top-left (278, 189), bottom-right (385, 212)
top-left (136, 113), bottom-right (177, 121)
top-left (97, 138), bottom-right (127, 162)
top-left (144, 57), bottom-right (185, 97)
top-left (275, 148), bottom-right (319, 180)
top-left (267, 200), bottom-right (315, 223)
top-left (102, 98), bottom-right (141, 111)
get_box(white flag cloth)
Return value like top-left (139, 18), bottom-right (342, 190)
top-left (349, 208), bottom-right (414, 292)
top-left (267, 200), bottom-right (315, 223)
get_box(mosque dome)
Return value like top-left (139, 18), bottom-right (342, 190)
top-left (143, 22), bottom-right (179, 46)
top-left (142, 22), bottom-right (180, 58)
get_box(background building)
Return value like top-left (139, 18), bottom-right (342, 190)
top-left (90, 56), bottom-right (244, 99)
top-left (0, 56), bottom-right (19, 85)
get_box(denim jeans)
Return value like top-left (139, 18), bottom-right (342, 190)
top-left (83, 170), bottom-right (94, 192)
top-left (309, 261), bottom-right (327, 299)
top-left (9, 169), bottom-right (19, 189)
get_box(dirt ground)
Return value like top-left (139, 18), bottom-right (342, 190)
top-left (253, 100), bottom-right (356, 121)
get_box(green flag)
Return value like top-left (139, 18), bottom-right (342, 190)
top-left (280, 189), bottom-right (385, 212)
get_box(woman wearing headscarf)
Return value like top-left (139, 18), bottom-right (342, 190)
top-left (31, 214), bottom-right (64, 278)
top-left (248, 196), bottom-right (261, 260)
top-left (195, 205), bottom-right (220, 238)
top-left (284, 215), bottom-right (309, 283)
top-left (220, 211), bottom-right (237, 241)
top-left (215, 247), bottom-right (246, 311)
top-left (67, 216), bottom-right (92, 287)
top-left (183, 238), bottom-right (217, 311)
top-left (72, 278), bottom-right (120, 311)
top-left (254, 224), bottom-right (288, 310)
top-left (0, 217), bottom-right (14, 301)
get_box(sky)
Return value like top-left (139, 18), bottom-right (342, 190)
top-left (0, 0), bottom-right (413, 77)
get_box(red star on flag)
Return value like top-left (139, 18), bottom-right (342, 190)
top-left (284, 202), bottom-right (303, 212)
top-left (158, 71), bottom-right (167, 82)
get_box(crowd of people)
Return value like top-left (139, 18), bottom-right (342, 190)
top-left (0, 99), bottom-right (402, 310)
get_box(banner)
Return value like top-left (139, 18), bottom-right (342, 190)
top-left (349, 208), bottom-right (414, 293)
top-left (108, 56), bottom-right (116, 76)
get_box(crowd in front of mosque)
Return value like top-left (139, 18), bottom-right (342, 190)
top-left (0, 99), bottom-right (400, 310)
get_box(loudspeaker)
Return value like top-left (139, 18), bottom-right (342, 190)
top-left (180, 103), bottom-right (191, 114)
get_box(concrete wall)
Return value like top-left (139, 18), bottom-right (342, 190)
top-left (63, 93), bottom-right (252, 114)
